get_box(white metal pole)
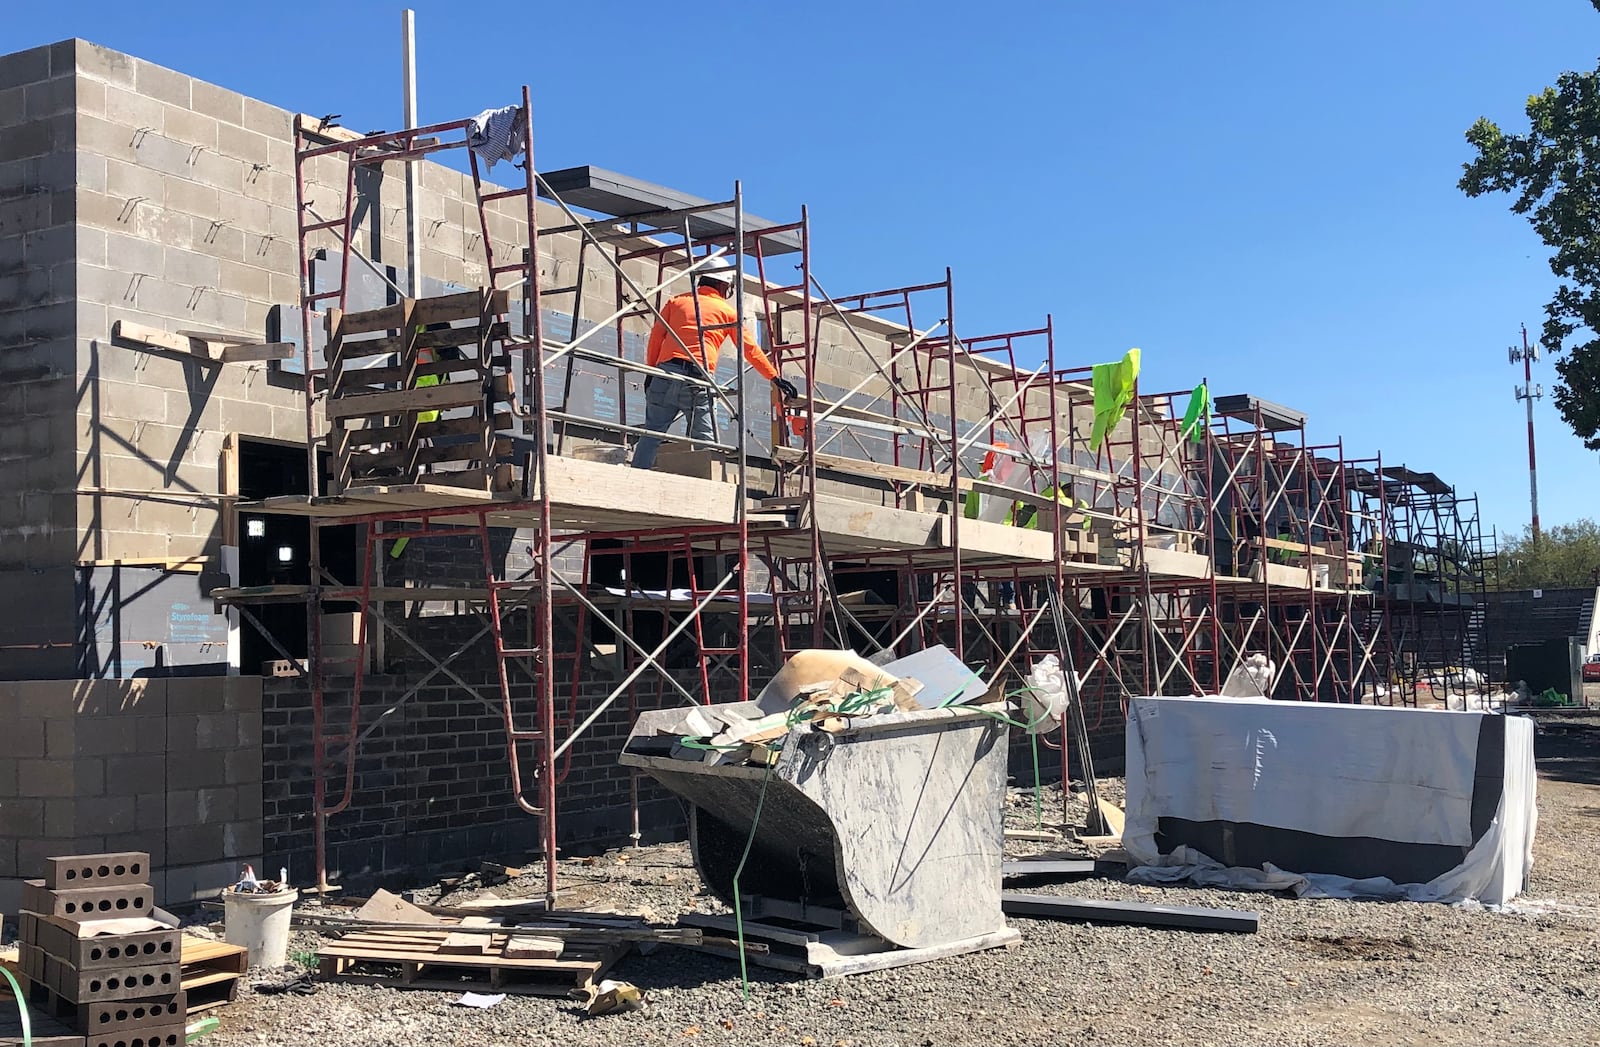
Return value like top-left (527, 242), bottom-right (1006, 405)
top-left (402, 9), bottom-right (421, 299)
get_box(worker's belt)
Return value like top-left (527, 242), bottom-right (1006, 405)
top-left (645, 357), bottom-right (705, 391)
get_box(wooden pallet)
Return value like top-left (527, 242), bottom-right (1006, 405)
top-left (317, 929), bottom-right (626, 996)
top-left (178, 937), bottom-right (246, 1013)
top-left (325, 289), bottom-right (519, 494)
top-left (0, 1003), bottom-right (82, 1047)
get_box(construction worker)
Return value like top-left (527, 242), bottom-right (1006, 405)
top-left (631, 256), bottom-right (799, 469)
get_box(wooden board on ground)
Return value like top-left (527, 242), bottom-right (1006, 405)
top-left (317, 930), bottom-right (623, 996)
top-left (1097, 797), bottom-right (1127, 836)
top-left (502, 936), bottom-right (564, 960)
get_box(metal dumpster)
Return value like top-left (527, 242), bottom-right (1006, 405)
top-left (620, 698), bottom-right (1016, 970)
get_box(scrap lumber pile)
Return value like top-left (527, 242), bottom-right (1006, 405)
top-left (308, 889), bottom-right (709, 997)
top-left (4, 851), bottom-right (245, 1047)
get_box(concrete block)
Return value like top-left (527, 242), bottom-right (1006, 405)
top-left (190, 79), bottom-right (243, 126)
top-left (105, 754), bottom-right (166, 795)
top-left (16, 758), bottom-right (74, 798)
top-left (223, 748), bottom-right (262, 785)
top-left (217, 122), bottom-right (271, 166)
top-left (77, 114), bottom-right (141, 165)
top-left (166, 751), bottom-right (225, 791)
top-left (162, 246), bottom-right (221, 288)
top-left (97, 380), bottom-right (170, 424)
top-left (164, 789), bottom-right (201, 828)
top-left (0, 46), bottom-right (50, 93)
top-left (194, 713), bottom-right (238, 751)
top-left (162, 103), bottom-right (218, 152)
top-left (198, 786), bottom-right (237, 823)
top-left (134, 60), bottom-right (191, 109)
top-left (221, 818), bottom-right (262, 859)
top-left (101, 83), bottom-right (165, 133)
top-left (44, 798), bottom-right (74, 837)
top-left (191, 148), bottom-right (243, 195)
top-left (74, 757), bottom-right (104, 797)
top-left (0, 718), bottom-right (45, 759)
top-left (0, 840), bottom-right (17, 877)
top-left (239, 96), bottom-right (291, 140)
top-left (76, 794), bottom-right (136, 835)
top-left (0, 797), bottom-right (42, 837)
top-left (0, 757), bottom-right (15, 797)
top-left (132, 132), bottom-right (192, 180)
top-left (135, 792), bottom-right (165, 832)
top-left (42, 718), bottom-right (74, 759)
top-left (75, 41), bottom-right (138, 89)
top-left (165, 678), bottom-right (223, 716)
top-left (105, 157), bottom-right (169, 207)
top-left (165, 823), bottom-right (224, 866)
top-left (23, 76), bottom-right (74, 120)
top-left (73, 718), bottom-right (141, 757)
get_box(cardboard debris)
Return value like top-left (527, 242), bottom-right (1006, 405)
top-left (354, 888), bottom-right (447, 925)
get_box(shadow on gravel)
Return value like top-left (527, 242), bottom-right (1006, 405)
top-left (1533, 715), bottom-right (1600, 788)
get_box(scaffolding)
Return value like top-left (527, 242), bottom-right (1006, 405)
top-left (212, 90), bottom-right (1497, 904)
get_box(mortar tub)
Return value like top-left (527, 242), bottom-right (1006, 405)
top-left (621, 702), bottom-right (1009, 950)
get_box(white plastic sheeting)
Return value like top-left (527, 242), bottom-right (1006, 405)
top-left (1124, 697), bottom-right (1537, 905)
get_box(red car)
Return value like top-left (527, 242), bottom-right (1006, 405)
top-left (1584, 656), bottom-right (1600, 683)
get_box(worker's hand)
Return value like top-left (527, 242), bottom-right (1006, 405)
top-left (773, 375), bottom-right (800, 402)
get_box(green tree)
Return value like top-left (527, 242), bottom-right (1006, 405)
top-left (1494, 518), bottom-right (1600, 589)
top-left (1458, 0), bottom-right (1600, 449)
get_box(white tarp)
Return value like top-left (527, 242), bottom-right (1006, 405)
top-left (1124, 697), bottom-right (1537, 905)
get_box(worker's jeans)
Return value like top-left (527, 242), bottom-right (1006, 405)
top-left (631, 360), bottom-right (712, 470)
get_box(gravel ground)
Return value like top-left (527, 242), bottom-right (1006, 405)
top-left (207, 714), bottom-right (1600, 1047)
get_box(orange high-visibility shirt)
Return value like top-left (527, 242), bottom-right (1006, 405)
top-left (646, 287), bottom-right (779, 382)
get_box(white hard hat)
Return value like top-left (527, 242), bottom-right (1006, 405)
top-left (697, 254), bottom-right (738, 284)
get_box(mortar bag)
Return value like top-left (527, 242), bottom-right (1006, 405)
top-left (1022, 654), bottom-right (1067, 734)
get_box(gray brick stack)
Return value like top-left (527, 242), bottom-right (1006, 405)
top-left (15, 851), bottom-right (186, 1047)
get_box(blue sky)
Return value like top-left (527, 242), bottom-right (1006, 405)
top-left (11, 0), bottom-right (1600, 540)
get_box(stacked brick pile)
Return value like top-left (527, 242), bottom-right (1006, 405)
top-left (16, 851), bottom-right (185, 1047)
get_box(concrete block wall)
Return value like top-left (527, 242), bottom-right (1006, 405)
top-left (0, 676), bottom-right (264, 914)
top-left (0, 42), bottom-right (82, 678)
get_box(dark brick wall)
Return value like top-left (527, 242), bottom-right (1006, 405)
top-left (262, 599), bottom-right (1130, 890)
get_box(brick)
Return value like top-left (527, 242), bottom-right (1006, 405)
top-left (22, 878), bottom-right (155, 921)
top-left (0, 717), bottom-right (45, 758)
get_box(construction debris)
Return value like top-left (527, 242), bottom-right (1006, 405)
top-left (623, 645), bottom-right (1021, 977)
top-left (581, 978), bottom-right (644, 1016)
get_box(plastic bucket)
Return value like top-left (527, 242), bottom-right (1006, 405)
top-left (224, 887), bottom-right (298, 968)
